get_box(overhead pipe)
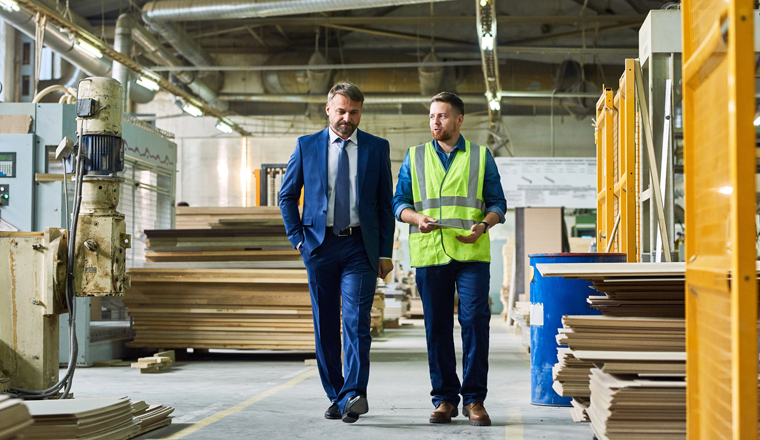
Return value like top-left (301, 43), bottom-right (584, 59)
top-left (142, 0), bottom-right (455, 22)
top-left (114, 14), bottom-right (134, 106)
top-left (218, 92), bottom-right (599, 104)
top-left (0, 7), bottom-right (157, 104)
top-left (131, 21), bottom-right (227, 110)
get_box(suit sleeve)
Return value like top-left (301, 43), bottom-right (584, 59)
top-left (377, 140), bottom-right (395, 259)
top-left (279, 140), bottom-right (305, 250)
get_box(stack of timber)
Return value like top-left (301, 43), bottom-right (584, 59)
top-left (174, 206), bottom-right (290, 229)
top-left (130, 401), bottom-right (174, 435)
top-left (535, 262), bottom-right (686, 318)
top-left (510, 301), bottom-right (531, 351)
top-left (21, 397), bottom-right (141, 439)
top-left (124, 268), bottom-right (314, 350)
top-left (0, 395), bottom-right (32, 440)
top-left (131, 351), bottom-right (175, 374)
top-left (586, 368), bottom-right (685, 440)
top-left (371, 292), bottom-right (385, 337)
top-left (382, 283), bottom-right (411, 320)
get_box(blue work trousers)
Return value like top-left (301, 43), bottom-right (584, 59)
top-left (302, 231), bottom-right (377, 413)
top-left (417, 261), bottom-right (491, 408)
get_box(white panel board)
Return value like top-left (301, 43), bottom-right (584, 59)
top-left (495, 157), bottom-right (596, 208)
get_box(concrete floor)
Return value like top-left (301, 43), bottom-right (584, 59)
top-left (68, 317), bottom-right (593, 439)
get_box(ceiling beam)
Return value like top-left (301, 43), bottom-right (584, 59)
top-left (322, 23), bottom-right (475, 47)
top-left (505, 22), bottom-right (640, 45)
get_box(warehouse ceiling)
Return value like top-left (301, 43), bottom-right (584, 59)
top-left (35, 0), bottom-right (677, 119)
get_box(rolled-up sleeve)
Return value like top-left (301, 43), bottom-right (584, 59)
top-left (392, 150), bottom-right (414, 221)
top-left (483, 149), bottom-right (507, 224)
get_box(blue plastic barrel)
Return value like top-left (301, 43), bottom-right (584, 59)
top-left (529, 252), bottom-right (626, 406)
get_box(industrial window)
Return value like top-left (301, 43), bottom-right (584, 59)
top-left (22, 42), bottom-right (30, 65)
top-left (21, 76), bottom-right (30, 96)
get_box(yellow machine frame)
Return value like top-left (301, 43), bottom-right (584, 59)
top-left (595, 59), bottom-right (638, 262)
top-left (682, 1), bottom-right (758, 438)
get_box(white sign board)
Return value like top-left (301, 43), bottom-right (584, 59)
top-left (495, 157), bottom-right (597, 208)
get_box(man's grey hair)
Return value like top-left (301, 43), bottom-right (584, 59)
top-left (328, 83), bottom-right (365, 105)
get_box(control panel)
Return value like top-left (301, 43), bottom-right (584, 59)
top-left (0, 152), bottom-right (15, 177)
top-left (0, 184), bottom-right (7, 206)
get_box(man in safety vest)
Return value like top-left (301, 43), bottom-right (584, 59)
top-left (392, 92), bottom-right (507, 426)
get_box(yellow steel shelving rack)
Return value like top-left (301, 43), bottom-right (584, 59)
top-left (682, 1), bottom-right (758, 438)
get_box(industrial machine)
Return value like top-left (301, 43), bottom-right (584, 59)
top-left (0, 77), bottom-right (176, 398)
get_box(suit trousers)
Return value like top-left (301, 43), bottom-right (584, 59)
top-left (416, 261), bottom-right (491, 408)
top-left (302, 231), bottom-right (377, 412)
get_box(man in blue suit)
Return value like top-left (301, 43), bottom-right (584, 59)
top-left (279, 83), bottom-right (395, 423)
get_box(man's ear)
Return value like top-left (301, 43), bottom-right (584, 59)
top-left (325, 103), bottom-right (330, 115)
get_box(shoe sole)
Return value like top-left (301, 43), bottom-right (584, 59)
top-left (429, 408), bottom-right (459, 424)
top-left (325, 414), bottom-right (341, 420)
top-left (342, 397), bottom-right (368, 424)
top-left (462, 408), bottom-right (491, 426)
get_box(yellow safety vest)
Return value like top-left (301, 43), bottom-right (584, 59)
top-left (408, 140), bottom-right (490, 267)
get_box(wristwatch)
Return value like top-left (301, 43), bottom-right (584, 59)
top-left (479, 221), bottom-right (490, 232)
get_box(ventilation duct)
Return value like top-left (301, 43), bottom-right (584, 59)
top-left (306, 51), bottom-right (332, 121)
top-left (418, 52), bottom-right (444, 97)
top-left (142, 0), bottom-right (455, 22)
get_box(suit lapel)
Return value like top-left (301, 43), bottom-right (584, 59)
top-left (356, 129), bottom-right (368, 204)
top-left (317, 127), bottom-right (329, 198)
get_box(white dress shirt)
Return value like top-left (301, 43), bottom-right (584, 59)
top-left (326, 127), bottom-right (360, 228)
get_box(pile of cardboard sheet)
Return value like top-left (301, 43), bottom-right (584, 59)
top-left (0, 395), bottom-right (33, 440)
top-left (21, 397), bottom-right (140, 439)
top-left (124, 268), bottom-right (314, 350)
top-left (587, 368), bottom-right (685, 440)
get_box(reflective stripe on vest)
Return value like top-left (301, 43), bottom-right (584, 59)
top-left (407, 140), bottom-right (490, 267)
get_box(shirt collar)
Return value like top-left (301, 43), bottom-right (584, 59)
top-left (432, 135), bottom-right (466, 154)
top-left (328, 126), bottom-right (358, 146)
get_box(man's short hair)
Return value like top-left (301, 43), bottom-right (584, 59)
top-left (328, 83), bottom-right (365, 105)
top-left (430, 92), bottom-right (465, 116)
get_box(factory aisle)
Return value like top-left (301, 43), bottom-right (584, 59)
top-left (69, 318), bottom-right (592, 439)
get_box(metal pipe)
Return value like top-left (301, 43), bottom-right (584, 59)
top-left (150, 60), bottom-right (484, 72)
top-left (142, 0), bottom-right (455, 22)
top-left (0, 6), bottom-right (111, 77)
top-left (218, 91), bottom-right (600, 103)
top-left (114, 14), bottom-right (132, 106)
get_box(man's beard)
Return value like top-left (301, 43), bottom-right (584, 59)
top-left (333, 121), bottom-right (357, 135)
top-left (432, 127), bottom-right (453, 141)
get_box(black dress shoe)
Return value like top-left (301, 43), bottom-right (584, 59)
top-left (325, 402), bottom-right (341, 420)
top-left (342, 395), bottom-right (368, 424)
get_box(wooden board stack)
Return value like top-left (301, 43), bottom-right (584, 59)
top-left (174, 206), bottom-right (290, 229)
top-left (130, 401), bottom-right (174, 435)
top-left (127, 208), bottom-right (315, 351)
top-left (21, 397), bottom-right (141, 440)
top-left (124, 268), bottom-right (314, 350)
top-left (0, 395), bottom-right (33, 440)
top-left (131, 350), bottom-right (175, 374)
top-left (371, 292), bottom-right (385, 337)
top-left (586, 368), bottom-right (685, 440)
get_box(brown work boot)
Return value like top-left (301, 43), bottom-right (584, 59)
top-left (429, 402), bottom-right (458, 423)
top-left (462, 402), bottom-right (491, 426)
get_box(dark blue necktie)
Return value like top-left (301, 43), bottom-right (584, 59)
top-left (333, 139), bottom-right (351, 234)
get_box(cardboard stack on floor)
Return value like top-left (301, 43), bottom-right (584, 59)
top-left (125, 207), bottom-right (314, 351)
top-left (18, 396), bottom-right (173, 440)
top-left (0, 395), bottom-right (33, 440)
top-left (536, 262), bottom-right (689, 436)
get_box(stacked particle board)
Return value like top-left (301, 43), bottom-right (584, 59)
top-left (552, 348), bottom-right (595, 399)
top-left (0, 395), bottom-right (33, 440)
top-left (556, 316), bottom-right (685, 352)
top-left (587, 368), bottom-right (685, 440)
top-left (21, 397), bottom-right (140, 440)
top-left (130, 401), bottom-right (174, 435)
top-left (174, 206), bottom-right (292, 229)
top-left (144, 226), bottom-right (293, 253)
top-left (535, 262), bottom-right (686, 318)
top-left (371, 292), bottom-right (385, 337)
top-left (510, 301), bottom-right (530, 351)
top-left (124, 268), bottom-right (314, 350)
top-left (383, 283), bottom-right (410, 320)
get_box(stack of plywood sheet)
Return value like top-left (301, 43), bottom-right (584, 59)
top-left (0, 395), bottom-right (32, 440)
top-left (124, 268), bottom-right (314, 350)
top-left (130, 401), bottom-right (174, 435)
top-left (535, 262), bottom-right (687, 318)
top-left (144, 227), bottom-right (293, 253)
top-left (21, 397), bottom-right (140, 439)
top-left (556, 316), bottom-right (685, 352)
top-left (552, 348), bottom-right (595, 400)
top-left (174, 206), bottom-right (290, 229)
top-left (371, 292), bottom-right (385, 337)
top-left (586, 368), bottom-right (685, 440)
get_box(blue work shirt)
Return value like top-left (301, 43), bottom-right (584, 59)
top-left (392, 135), bottom-right (507, 223)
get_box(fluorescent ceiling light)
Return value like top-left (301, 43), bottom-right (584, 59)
top-left (480, 34), bottom-right (494, 51)
top-left (77, 40), bottom-right (103, 58)
top-left (136, 76), bottom-right (160, 91)
top-left (216, 120), bottom-right (234, 133)
top-left (488, 99), bottom-right (500, 111)
top-left (182, 103), bottom-right (203, 117)
top-left (0, 0), bottom-right (19, 11)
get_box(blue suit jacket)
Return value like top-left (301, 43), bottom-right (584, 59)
top-left (279, 127), bottom-right (395, 272)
